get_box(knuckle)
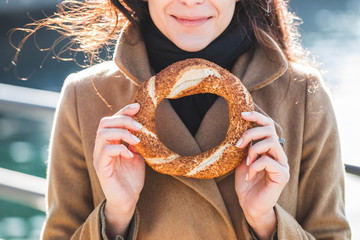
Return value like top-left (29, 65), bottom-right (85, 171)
top-left (269, 135), bottom-right (278, 144)
top-left (264, 155), bottom-right (272, 162)
top-left (283, 155), bottom-right (289, 164)
top-left (241, 131), bottom-right (251, 140)
top-left (262, 126), bottom-right (273, 135)
top-left (266, 125), bottom-right (276, 134)
top-left (118, 144), bottom-right (127, 152)
top-left (117, 128), bottom-right (125, 136)
top-left (115, 115), bottom-right (126, 124)
top-left (103, 145), bottom-right (112, 154)
top-left (267, 119), bottom-right (275, 128)
top-left (263, 155), bottom-right (273, 166)
top-left (96, 128), bottom-right (105, 138)
top-left (284, 162), bottom-right (290, 172)
top-left (119, 116), bottom-right (133, 127)
top-left (283, 169), bottom-right (290, 183)
top-left (99, 116), bottom-right (111, 128)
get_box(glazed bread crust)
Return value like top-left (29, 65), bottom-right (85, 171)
top-left (133, 58), bottom-right (254, 179)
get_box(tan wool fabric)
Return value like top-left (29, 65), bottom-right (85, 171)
top-left (41, 24), bottom-right (351, 239)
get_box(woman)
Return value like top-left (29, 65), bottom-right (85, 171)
top-left (21, 0), bottom-right (350, 239)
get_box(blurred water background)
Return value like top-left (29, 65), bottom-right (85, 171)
top-left (0, 0), bottom-right (359, 239)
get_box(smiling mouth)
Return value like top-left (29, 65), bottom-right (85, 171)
top-left (172, 15), bottom-right (211, 27)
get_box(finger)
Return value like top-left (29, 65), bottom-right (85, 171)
top-left (93, 144), bottom-right (134, 171)
top-left (104, 144), bottom-right (134, 159)
top-left (247, 155), bottom-right (290, 185)
top-left (97, 128), bottom-right (140, 146)
top-left (99, 115), bottom-right (143, 131)
top-left (248, 136), bottom-right (288, 166)
top-left (234, 160), bottom-right (249, 192)
top-left (115, 103), bottom-right (140, 116)
top-left (93, 144), bottom-right (142, 171)
top-left (241, 111), bottom-right (275, 127)
top-left (236, 125), bottom-right (276, 148)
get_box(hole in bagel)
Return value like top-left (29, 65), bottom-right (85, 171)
top-left (155, 94), bottom-right (229, 156)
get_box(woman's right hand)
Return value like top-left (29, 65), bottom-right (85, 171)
top-left (93, 103), bottom-right (145, 237)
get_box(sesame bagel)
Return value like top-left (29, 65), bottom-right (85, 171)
top-left (133, 58), bottom-right (254, 179)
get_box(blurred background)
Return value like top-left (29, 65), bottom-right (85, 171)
top-left (0, 0), bottom-right (359, 239)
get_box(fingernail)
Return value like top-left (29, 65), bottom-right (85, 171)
top-left (128, 150), bottom-right (134, 158)
top-left (236, 138), bottom-right (243, 148)
top-left (127, 103), bottom-right (139, 109)
top-left (134, 121), bottom-right (143, 129)
top-left (241, 112), bottom-right (251, 116)
top-left (245, 173), bottom-right (249, 181)
top-left (132, 134), bottom-right (140, 143)
top-left (246, 156), bottom-right (250, 166)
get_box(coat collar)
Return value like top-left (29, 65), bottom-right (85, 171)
top-left (113, 23), bottom-right (287, 235)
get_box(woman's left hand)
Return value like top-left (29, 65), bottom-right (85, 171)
top-left (235, 111), bottom-right (290, 240)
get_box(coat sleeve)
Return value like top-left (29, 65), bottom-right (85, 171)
top-left (100, 202), bottom-right (139, 240)
top-left (41, 75), bottom-right (104, 239)
top-left (275, 73), bottom-right (351, 239)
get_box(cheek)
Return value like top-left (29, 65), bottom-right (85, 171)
top-left (148, 2), bottom-right (171, 28)
top-left (214, 4), bottom-right (236, 32)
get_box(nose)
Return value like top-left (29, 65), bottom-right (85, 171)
top-left (179, 0), bottom-right (205, 7)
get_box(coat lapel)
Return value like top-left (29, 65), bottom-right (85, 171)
top-left (114, 22), bottom-right (153, 85)
top-left (155, 99), bottom-right (202, 156)
top-left (195, 97), bottom-right (229, 152)
top-left (232, 31), bottom-right (288, 92)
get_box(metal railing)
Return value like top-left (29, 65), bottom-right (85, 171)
top-left (0, 83), bottom-right (59, 119)
top-left (0, 83), bottom-right (359, 211)
top-left (0, 83), bottom-right (58, 211)
top-left (0, 167), bottom-right (46, 212)
top-left (345, 164), bottom-right (360, 177)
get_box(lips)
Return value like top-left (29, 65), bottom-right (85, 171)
top-left (172, 15), bottom-right (212, 27)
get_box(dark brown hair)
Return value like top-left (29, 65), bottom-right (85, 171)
top-left (10, 0), bottom-right (308, 67)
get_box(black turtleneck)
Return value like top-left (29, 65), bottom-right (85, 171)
top-left (143, 11), bottom-right (253, 137)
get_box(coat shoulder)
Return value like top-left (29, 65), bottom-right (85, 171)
top-left (289, 62), bottom-right (337, 121)
top-left (284, 61), bottom-right (334, 104)
top-left (60, 60), bottom-right (138, 103)
top-left (63, 61), bottom-right (125, 88)
top-left (288, 62), bottom-right (328, 94)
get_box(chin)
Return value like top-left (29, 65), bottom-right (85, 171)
top-left (172, 37), bottom-right (211, 52)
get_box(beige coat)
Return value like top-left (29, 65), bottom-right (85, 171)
top-left (41, 24), bottom-right (351, 239)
